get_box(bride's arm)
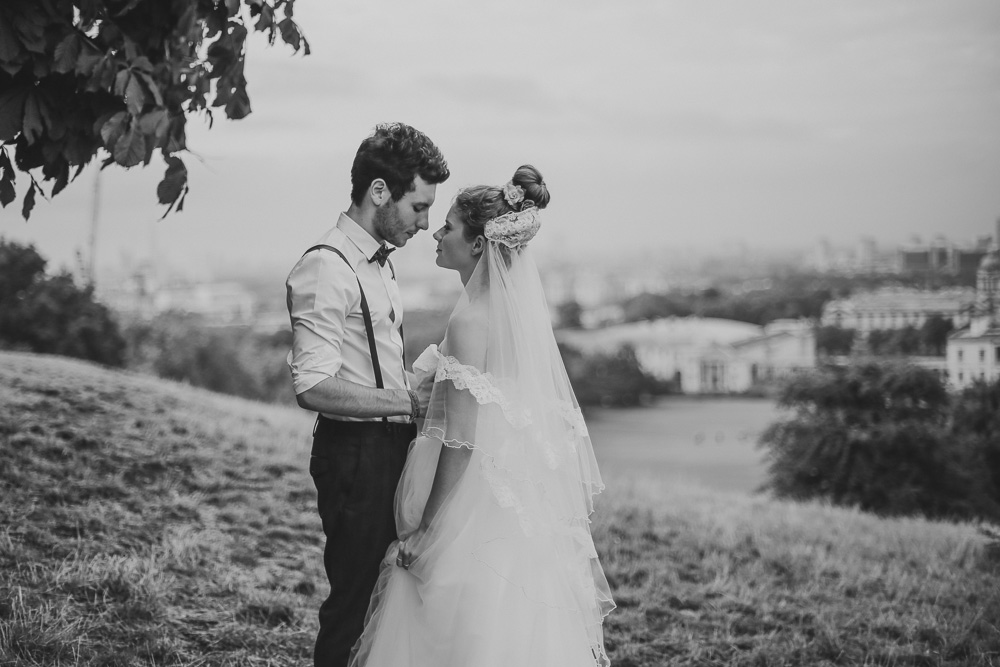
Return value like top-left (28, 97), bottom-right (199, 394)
top-left (397, 314), bottom-right (486, 568)
top-left (419, 443), bottom-right (472, 528)
top-left (417, 315), bottom-right (484, 528)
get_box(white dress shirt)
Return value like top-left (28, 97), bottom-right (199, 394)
top-left (286, 213), bottom-right (409, 422)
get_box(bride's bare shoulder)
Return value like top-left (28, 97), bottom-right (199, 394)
top-left (443, 303), bottom-right (489, 364)
top-left (447, 301), bottom-right (488, 335)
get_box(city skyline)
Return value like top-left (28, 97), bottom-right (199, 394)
top-left (1, 0), bottom-right (998, 281)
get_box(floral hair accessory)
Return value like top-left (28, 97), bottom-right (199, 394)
top-left (502, 181), bottom-right (525, 208)
top-left (484, 207), bottom-right (541, 249)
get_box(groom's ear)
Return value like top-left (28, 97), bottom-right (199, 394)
top-left (369, 179), bottom-right (389, 206)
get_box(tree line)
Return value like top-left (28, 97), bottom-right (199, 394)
top-left (1, 240), bottom-right (665, 408)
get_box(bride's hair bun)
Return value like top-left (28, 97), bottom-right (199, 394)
top-left (511, 165), bottom-right (550, 210)
top-left (453, 164), bottom-right (550, 240)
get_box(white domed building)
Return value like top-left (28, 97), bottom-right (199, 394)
top-left (557, 316), bottom-right (816, 394)
top-left (947, 240), bottom-right (1000, 389)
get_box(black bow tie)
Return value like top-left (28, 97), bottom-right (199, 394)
top-left (369, 244), bottom-right (395, 267)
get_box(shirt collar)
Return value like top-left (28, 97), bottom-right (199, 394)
top-left (337, 212), bottom-right (385, 262)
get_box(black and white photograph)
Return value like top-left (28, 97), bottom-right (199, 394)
top-left (1, 1), bottom-right (999, 665)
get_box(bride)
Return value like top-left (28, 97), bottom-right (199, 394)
top-left (349, 165), bottom-right (615, 667)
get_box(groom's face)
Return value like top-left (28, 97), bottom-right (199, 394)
top-left (374, 176), bottom-right (437, 247)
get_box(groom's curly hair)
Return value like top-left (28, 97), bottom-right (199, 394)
top-left (350, 123), bottom-right (450, 204)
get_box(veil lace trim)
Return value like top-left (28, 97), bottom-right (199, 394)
top-left (415, 345), bottom-right (589, 438)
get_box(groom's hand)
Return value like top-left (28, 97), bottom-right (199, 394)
top-left (410, 371), bottom-right (433, 419)
top-left (416, 390), bottom-right (430, 419)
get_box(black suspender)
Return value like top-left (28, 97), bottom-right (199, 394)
top-left (386, 257), bottom-right (406, 365)
top-left (303, 243), bottom-right (403, 424)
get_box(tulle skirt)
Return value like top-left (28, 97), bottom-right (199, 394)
top-left (348, 439), bottom-right (610, 667)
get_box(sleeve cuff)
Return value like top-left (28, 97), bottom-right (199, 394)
top-left (292, 369), bottom-right (333, 396)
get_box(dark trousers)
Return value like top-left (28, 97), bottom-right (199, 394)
top-left (310, 417), bottom-right (414, 667)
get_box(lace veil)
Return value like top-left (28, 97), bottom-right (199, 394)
top-left (392, 231), bottom-right (615, 664)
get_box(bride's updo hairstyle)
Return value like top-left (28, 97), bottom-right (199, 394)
top-left (454, 165), bottom-right (550, 243)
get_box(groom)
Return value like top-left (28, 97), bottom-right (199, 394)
top-left (285, 122), bottom-right (450, 667)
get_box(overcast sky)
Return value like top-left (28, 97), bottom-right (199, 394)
top-left (2, 0), bottom-right (999, 280)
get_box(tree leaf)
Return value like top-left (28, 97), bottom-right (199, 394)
top-left (254, 4), bottom-right (274, 31)
top-left (95, 57), bottom-right (118, 92)
top-left (100, 111), bottom-right (128, 149)
top-left (131, 56), bottom-right (154, 74)
top-left (114, 69), bottom-right (131, 97)
top-left (14, 134), bottom-right (44, 171)
top-left (124, 39), bottom-right (139, 63)
top-left (224, 83), bottom-right (251, 120)
top-left (0, 12), bottom-right (23, 61)
top-left (157, 155), bottom-right (187, 206)
top-left (31, 57), bottom-right (50, 79)
top-left (53, 33), bottom-right (82, 74)
top-left (51, 160), bottom-right (70, 196)
top-left (113, 122), bottom-right (145, 167)
top-left (277, 18), bottom-right (300, 51)
top-left (115, 0), bottom-right (147, 17)
top-left (22, 92), bottom-right (44, 144)
top-left (0, 88), bottom-right (28, 142)
top-left (0, 148), bottom-right (13, 181)
top-left (225, 0), bottom-right (241, 17)
top-left (175, 185), bottom-right (189, 213)
top-left (165, 114), bottom-right (186, 153)
top-left (11, 6), bottom-right (47, 54)
top-left (125, 73), bottom-right (146, 115)
top-left (0, 177), bottom-right (14, 207)
top-left (35, 90), bottom-right (65, 141)
top-left (0, 55), bottom-right (29, 77)
top-left (75, 43), bottom-right (103, 77)
top-left (137, 72), bottom-right (163, 106)
top-left (79, 0), bottom-right (104, 26)
top-left (137, 108), bottom-right (170, 141)
top-left (22, 182), bottom-right (36, 219)
top-left (0, 154), bottom-right (15, 207)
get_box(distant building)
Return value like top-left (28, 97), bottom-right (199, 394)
top-left (557, 317), bottom-right (815, 394)
top-left (821, 287), bottom-right (976, 332)
top-left (947, 235), bottom-right (1000, 389)
top-left (152, 282), bottom-right (255, 323)
top-left (98, 270), bottom-right (256, 325)
top-left (809, 237), bottom-right (896, 275)
top-left (810, 232), bottom-right (992, 279)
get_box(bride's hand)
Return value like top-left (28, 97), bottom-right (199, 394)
top-left (396, 526), bottom-right (427, 570)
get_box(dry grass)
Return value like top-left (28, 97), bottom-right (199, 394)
top-left (1, 351), bottom-right (998, 666)
top-left (597, 478), bottom-right (999, 666)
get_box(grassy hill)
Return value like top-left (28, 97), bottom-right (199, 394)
top-left (1, 351), bottom-right (998, 666)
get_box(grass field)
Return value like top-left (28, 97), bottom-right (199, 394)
top-left (1, 351), bottom-right (998, 666)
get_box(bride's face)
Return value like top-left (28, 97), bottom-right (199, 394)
top-left (433, 205), bottom-right (480, 273)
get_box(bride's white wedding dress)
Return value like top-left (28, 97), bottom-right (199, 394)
top-left (349, 232), bottom-right (614, 667)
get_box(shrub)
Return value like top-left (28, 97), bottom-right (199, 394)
top-left (815, 325), bottom-right (855, 356)
top-left (0, 239), bottom-right (125, 366)
top-left (759, 361), bottom-right (1000, 521)
top-left (559, 344), bottom-right (669, 407)
top-left (950, 379), bottom-right (1000, 505)
top-left (123, 314), bottom-right (294, 404)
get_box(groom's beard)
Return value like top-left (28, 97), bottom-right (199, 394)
top-left (374, 203), bottom-right (407, 246)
